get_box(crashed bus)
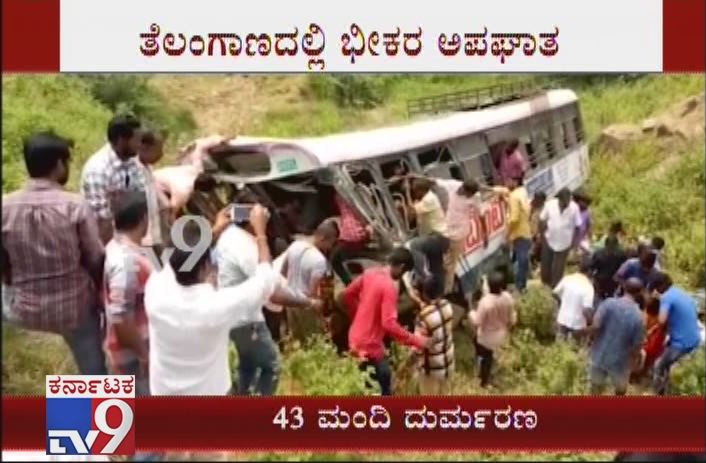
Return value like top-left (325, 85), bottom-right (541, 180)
top-left (184, 85), bottom-right (590, 302)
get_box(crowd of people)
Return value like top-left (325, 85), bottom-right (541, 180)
top-left (2, 114), bottom-right (704, 412)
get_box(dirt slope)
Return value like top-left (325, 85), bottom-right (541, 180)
top-left (150, 75), bottom-right (308, 135)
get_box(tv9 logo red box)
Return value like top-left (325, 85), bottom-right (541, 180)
top-left (45, 375), bottom-right (135, 456)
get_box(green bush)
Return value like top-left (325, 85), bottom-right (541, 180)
top-left (305, 76), bottom-right (394, 109)
top-left (588, 141), bottom-right (705, 286)
top-left (80, 75), bottom-right (196, 148)
top-left (1, 76), bottom-right (111, 192)
top-left (279, 336), bottom-right (373, 395)
top-left (516, 286), bottom-right (557, 344)
top-left (670, 348), bottom-right (706, 395)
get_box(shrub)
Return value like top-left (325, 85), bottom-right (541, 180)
top-left (79, 75), bottom-right (197, 149)
top-left (305, 76), bottom-right (394, 109)
top-left (1, 76), bottom-right (110, 192)
top-left (670, 348), bottom-right (706, 395)
top-left (516, 286), bottom-right (557, 344)
top-left (279, 336), bottom-right (373, 396)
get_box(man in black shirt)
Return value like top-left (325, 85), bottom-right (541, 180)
top-left (590, 236), bottom-right (627, 300)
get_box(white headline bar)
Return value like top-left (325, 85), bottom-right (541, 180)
top-left (60, 0), bottom-right (662, 72)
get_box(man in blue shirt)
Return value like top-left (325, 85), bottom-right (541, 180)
top-left (614, 249), bottom-right (658, 295)
top-left (650, 272), bottom-right (701, 395)
top-left (588, 278), bottom-right (645, 396)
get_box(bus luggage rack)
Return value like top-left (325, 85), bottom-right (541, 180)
top-left (406, 80), bottom-right (545, 118)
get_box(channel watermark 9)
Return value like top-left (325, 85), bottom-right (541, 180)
top-left (141, 215), bottom-right (214, 272)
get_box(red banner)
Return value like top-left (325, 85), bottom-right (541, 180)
top-left (5, 396), bottom-right (706, 452)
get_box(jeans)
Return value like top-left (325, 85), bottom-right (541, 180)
top-left (652, 344), bottom-right (691, 396)
top-left (360, 357), bottom-right (392, 396)
top-left (62, 310), bottom-right (107, 376)
top-left (116, 360), bottom-right (150, 397)
top-left (474, 340), bottom-right (494, 387)
top-left (230, 322), bottom-right (280, 396)
top-left (512, 238), bottom-right (532, 291)
top-left (4, 296), bottom-right (107, 376)
top-left (409, 233), bottom-right (451, 299)
top-left (263, 308), bottom-right (284, 351)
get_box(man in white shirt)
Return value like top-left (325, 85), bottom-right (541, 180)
top-left (539, 188), bottom-right (583, 288)
top-left (215, 218), bottom-right (321, 395)
top-left (553, 258), bottom-right (595, 344)
top-left (281, 220), bottom-right (338, 343)
top-left (145, 205), bottom-right (277, 396)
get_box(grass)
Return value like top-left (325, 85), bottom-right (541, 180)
top-left (2, 74), bottom-right (704, 461)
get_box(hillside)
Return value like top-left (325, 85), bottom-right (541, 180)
top-left (1, 75), bottom-right (704, 461)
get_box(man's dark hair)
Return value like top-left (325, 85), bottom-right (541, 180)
top-left (652, 236), bottom-right (665, 251)
top-left (645, 296), bottom-right (660, 317)
top-left (505, 140), bottom-right (520, 153)
top-left (578, 257), bottom-right (593, 275)
top-left (114, 191), bottom-right (148, 232)
top-left (107, 114), bottom-right (141, 145)
top-left (411, 178), bottom-right (433, 198)
top-left (605, 235), bottom-right (620, 249)
top-left (388, 247), bottom-right (415, 273)
top-left (609, 221), bottom-right (625, 235)
top-left (141, 128), bottom-right (164, 146)
top-left (23, 132), bottom-right (72, 178)
top-left (639, 250), bottom-right (657, 269)
top-left (487, 271), bottom-right (506, 295)
top-left (460, 179), bottom-right (480, 197)
top-left (557, 188), bottom-right (572, 201)
top-left (624, 277), bottom-right (644, 298)
top-left (421, 276), bottom-right (440, 302)
top-left (532, 191), bottom-right (547, 206)
top-left (315, 219), bottom-right (340, 241)
top-left (193, 173), bottom-right (217, 192)
top-left (169, 221), bottom-right (212, 286)
top-left (650, 272), bottom-right (673, 293)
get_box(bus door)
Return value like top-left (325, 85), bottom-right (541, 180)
top-left (332, 162), bottom-right (406, 248)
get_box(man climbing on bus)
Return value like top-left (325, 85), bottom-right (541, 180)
top-left (406, 178), bottom-right (451, 300)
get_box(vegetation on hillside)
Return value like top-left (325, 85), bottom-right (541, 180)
top-left (2, 74), bottom-right (704, 461)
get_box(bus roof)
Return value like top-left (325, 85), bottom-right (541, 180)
top-left (212, 88), bottom-right (578, 182)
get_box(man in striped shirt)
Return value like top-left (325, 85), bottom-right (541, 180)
top-left (2, 132), bottom-right (106, 375)
top-left (413, 278), bottom-right (456, 395)
top-left (102, 192), bottom-right (153, 396)
top-left (81, 114), bottom-right (146, 244)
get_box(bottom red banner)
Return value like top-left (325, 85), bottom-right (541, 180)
top-left (3, 396), bottom-right (705, 452)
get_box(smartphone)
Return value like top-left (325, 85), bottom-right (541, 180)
top-left (230, 204), bottom-right (254, 224)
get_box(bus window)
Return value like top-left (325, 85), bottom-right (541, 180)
top-left (559, 122), bottom-right (571, 149)
top-left (462, 152), bottom-right (495, 185)
top-left (563, 120), bottom-right (576, 148)
top-left (422, 146), bottom-right (462, 181)
top-left (345, 164), bottom-right (409, 236)
top-left (523, 138), bottom-right (538, 170)
top-left (573, 116), bottom-right (584, 143)
top-left (417, 148), bottom-right (440, 167)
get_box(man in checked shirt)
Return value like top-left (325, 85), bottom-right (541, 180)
top-left (81, 114), bottom-right (146, 244)
top-left (2, 132), bottom-right (107, 375)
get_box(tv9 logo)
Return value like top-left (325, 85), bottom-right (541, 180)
top-left (45, 376), bottom-right (136, 456)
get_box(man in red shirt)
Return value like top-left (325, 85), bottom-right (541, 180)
top-left (342, 247), bottom-right (431, 395)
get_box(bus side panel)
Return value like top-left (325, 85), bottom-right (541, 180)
top-left (455, 142), bottom-right (589, 298)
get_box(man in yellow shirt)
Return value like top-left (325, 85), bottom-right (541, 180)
top-left (492, 175), bottom-right (532, 292)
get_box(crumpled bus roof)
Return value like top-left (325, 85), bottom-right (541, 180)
top-left (209, 88), bottom-right (578, 182)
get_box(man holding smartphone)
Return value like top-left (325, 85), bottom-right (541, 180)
top-left (215, 200), bottom-right (323, 395)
